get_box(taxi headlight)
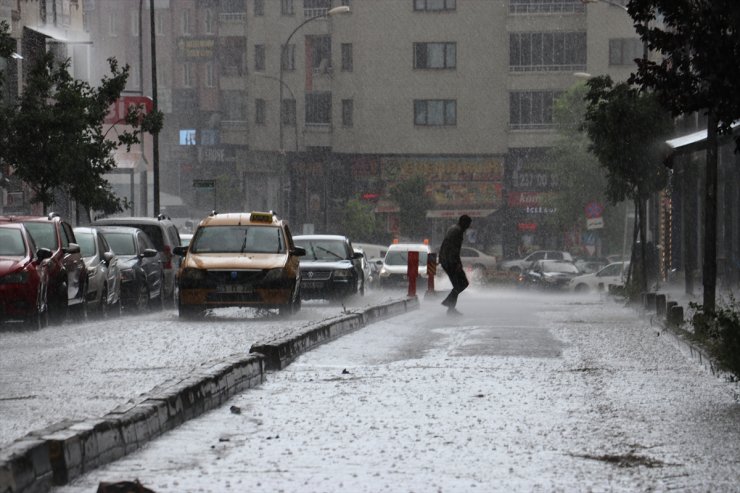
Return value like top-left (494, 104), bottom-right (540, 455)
top-left (333, 269), bottom-right (352, 278)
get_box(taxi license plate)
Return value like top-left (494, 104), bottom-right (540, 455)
top-left (217, 284), bottom-right (254, 294)
top-left (303, 281), bottom-right (324, 289)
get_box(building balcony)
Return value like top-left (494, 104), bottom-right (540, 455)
top-left (220, 120), bottom-right (248, 146)
top-left (218, 13), bottom-right (246, 36)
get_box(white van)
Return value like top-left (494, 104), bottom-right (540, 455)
top-left (353, 242), bottom-right (389, 262)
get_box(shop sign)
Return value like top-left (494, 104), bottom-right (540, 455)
top-left (177, 37), bottom-right (216, 60)
top-left (518, 223), bottom-right (537, 232)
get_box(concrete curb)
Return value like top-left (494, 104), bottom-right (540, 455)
top-left (624, 294), bottom-right (740, 403)
top-left (0, 297), bottom-right (418, 493)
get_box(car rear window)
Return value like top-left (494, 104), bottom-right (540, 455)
top-left (0, 229), bottom-right (26, 256)
top-left (102, 232), bottom-right (137, 256)
top-left (75, 232), bottom-right (96, 257)
top-left (23, 222), bottom-right (57, 251)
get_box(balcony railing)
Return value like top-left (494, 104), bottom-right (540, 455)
top-left (304, 8), bottom-right (328, 18)
top-left (219, 12), bottom-right (246, 23)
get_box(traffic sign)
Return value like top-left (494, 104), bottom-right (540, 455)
top-left (193, 179), bottom-right (215, 189)
top-left (585, 201), bottom-right (604, 219)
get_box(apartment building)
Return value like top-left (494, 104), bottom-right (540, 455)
top-left (79, 0), bottom-right (638, 254)
top-left (0, 0), bottom-right (89, 216)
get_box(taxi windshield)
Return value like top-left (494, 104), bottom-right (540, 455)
top-left (190, 225), bottom-right (286, 254)
top-left (385, 250), bottom-right (428, 266)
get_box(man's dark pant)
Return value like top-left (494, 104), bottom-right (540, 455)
top-left (441, 262), bottom-right (469, 308)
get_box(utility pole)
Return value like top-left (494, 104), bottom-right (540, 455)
top-left (149, 0), bottom-right (160, 216)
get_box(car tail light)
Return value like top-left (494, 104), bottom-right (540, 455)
top-left (163, 245), bottom-right (173, 269)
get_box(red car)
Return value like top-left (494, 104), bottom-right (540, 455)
top-left (0, 223), bottom-right (53, 328)
top-left (0, 214), bottom-right (87, 322)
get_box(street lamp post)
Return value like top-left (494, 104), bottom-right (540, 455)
top-left (278, 6), bottom-right (349, 151)
top-left (149, 0), bottom-right (160, 216)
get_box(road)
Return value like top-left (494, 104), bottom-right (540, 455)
top-left (51, 288), bottom-right (740, 492)
top-left (0, 289), bottom-right (405, 448)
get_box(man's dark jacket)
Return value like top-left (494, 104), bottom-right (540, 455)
top-left (439, 224), bottom-right (464, 266)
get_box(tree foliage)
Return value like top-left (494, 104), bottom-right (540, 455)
top-left (629, 0), bottom-right (740, 140)
top-left (390, 176), bottom-right (433, 240)
top-left (0, 31), bottom-right (163, 214)
top-left (584, 76), bottom-right (674, 294)
top-left (341, 198), bottom-right (379, 243)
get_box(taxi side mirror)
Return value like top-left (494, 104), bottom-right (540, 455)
top-left (291, 246), bottom-right (306, 257)
top-left (173, 246), bottom-right (188, 256)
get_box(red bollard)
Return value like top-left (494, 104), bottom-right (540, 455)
top-left (426, 252), bottom-right (437, 294)
top-left (407, 250), bottom-right (419, 297)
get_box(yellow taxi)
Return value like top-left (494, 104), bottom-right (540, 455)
top-left (173, 211), bottom-right (305, 318)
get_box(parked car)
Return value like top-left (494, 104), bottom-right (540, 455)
top-left (92, 215), bottom-right (181, 305)
top-left (0, 213), bottom-right (87, 322)
top-left (518, 259), bottom-right (580, 290)
top-left (355, 247), bottom-right (373, 290)
top-left (174, 211), bottom-right (305, 318)
top-left (0, 223), bottom-right (53, 328)
top-left (574, 257), bottom-right (610, 274)
top-left (292, 235), bottom-right (365, 300)
top-left (460, 246), bottom-right (497, 282)
top-left (569, 261), bottom-right (630, 293)
top-left (500, 250), bottom-right (573, 273)
top-left (74, 226), bottom-right (122, 318)
top-left (378, 242), bottom-right (433, 289)
top-left (97, 226), bottom-right (164, 312)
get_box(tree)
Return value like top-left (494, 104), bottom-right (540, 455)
top-left (390, 176), bottom-right (433, 241)
top-left (545, 83), bottom-right (621, 256)
top-left (628, 0), bottom-right (740, 312)
top-left (341, 198), bottom-right (379, 243)
top-left (0, 50), bottom-right (162, 216)
top-left (584, 76), bottom-right (674, 297)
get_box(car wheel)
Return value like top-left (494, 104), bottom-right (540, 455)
top-left (149, 276), bottom-right (165, 311)
top-left (70, 299), bottom-right (87, 323)
top-left (133, 283), bottom-right (148, 312)
top-left (178, 301), bottom-right (203, 319)
top-left (99, 286), bottom-right (109, 319)
top-left (359, 278), bottom-right (365, 296)
top-left (471, 265), bottom-right (486, 285)
top-left (575, 284), bottom-right (590, 293)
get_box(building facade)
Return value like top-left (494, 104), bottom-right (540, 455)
top-left (80, 0), bottom-right (638, 255)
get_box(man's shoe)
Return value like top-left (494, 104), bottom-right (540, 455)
top-left (447, 307), bottom-right (463, 316)
top-left (441, 298), bottom-right (452, 307)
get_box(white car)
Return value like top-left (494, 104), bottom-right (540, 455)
top-left (460, 246), bottom-right (497, 281)
top-left (378, 243), bottom-right (432, 289)
top-left (499, 250), bottom-right (573, 272)
top-left (569, 261), bottom-right (630, 293)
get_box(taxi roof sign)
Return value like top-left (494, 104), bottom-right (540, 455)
top-left (250, 211), bottom-right (274, 223)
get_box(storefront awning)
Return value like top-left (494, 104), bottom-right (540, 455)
top-left (426, 209), bottom-right (496, 219)
top-left (666, 121), bottom-right (740, 156)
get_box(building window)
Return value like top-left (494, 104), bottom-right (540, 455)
top-left (282, 99), bottom-right (296, 126)
top-left (341, 0), bottom-right (351, 6)
top-left (224, 91), bottom-right (247, 121)
top-left (108, 13), bottom-right (118, 36)
top-left (255, 44), bottom-right (266, 71)
top-left (204, 9), bottom-right (215, 34)
top-left (413, 0), bottom-right (456, 12)
top-left (509, 91), bottom-right (561, 129)
top-left (342, 99), bottom-right (353, 127)
top-left (255, 0), bottom-right (265, 16)
top-left (414, 42), bottom-right (456, 69)
top-left (414, 99), bottom-right (456, 126)
top-left (281, 44), bottom-right (296, 71)
top-left (609, 38), bottom-right (643, 66)
top-left (183, 63), bottom-right (194, 87)
top-left (281, 0), bottom-right (295, 15)
top-left (509, 0), bottom-right (585, 14)
top-left (255, 98), bottom-right (266, 125)
top-left (181, 9), bottom-right (191, 35)
top-left (509, 31), bottom-right (586, 72)
top-left (155, 11), bottom-right (165, 36)
top-left (307, 35), bottom-right (331, 72)
top-left (205, 62), bottom-right (215, 87)
top-left (201, 129), bottom-right (219, 146)
top-left (341, 43), bottom-right (353, 72)
top-left (130, 10), bottom-right (139, 36)
top-left (305, 92), bottom-right (332, 125)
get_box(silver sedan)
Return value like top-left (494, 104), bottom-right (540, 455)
top-left (74, 226), bottom-right (122, 318)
